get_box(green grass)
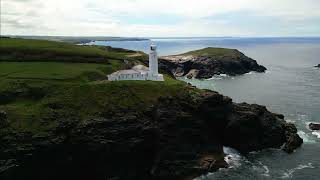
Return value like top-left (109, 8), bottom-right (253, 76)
top-left (0, 38), bottom-right (192, 135)
top-left (0, 38), bottom-right (145, 63)
top-left (180, 47), bottom-right (242, 58)
top-left (0, 61), bottom-right (122, 81)
top-left (0, 76), bottom-right (189, 134)
top-left (0, 38), bottom-right (107, 57)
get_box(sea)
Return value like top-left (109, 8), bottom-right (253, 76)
top-left (94, 37), bottom-right (320, 180)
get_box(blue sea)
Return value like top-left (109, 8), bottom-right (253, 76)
top-left (94, 37), bottom-right (320, 180)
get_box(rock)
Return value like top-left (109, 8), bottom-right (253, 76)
top-left (0, 110), bottom-right (8, 128)
top-left (281, 123), bottom-right (303, 153)
top-left (186, 69), bottom-right (199, 79)
top-left (0, 159), bottom-right (18, 177)
top-left (221, 103), bottom-right (296, 153)
top-left (314, 64), bottom-right (320, 68)
top-left (309, 123), bottom-right (320, 130)
top-left (284, 122), bottom-right (298, 134)
top-left (273, 113), bottom-right (285, 119)
top-left (282, 134), bottom-right (303, 153)
top-left (159, 48), bottom-right (267, 79)
top-left (0, 90), bottom-right (302, 180)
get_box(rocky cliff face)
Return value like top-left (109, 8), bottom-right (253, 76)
top-left (0, 88), bottom-right (302, 180)
top-left (159, 48), bottom-right (267, 79)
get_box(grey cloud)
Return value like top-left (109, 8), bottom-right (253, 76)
top-left (8, 0), bottom-right (34, 2)
top-left (2, 18), bottom-right (32, 29)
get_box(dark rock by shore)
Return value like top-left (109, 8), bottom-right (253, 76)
top-left (315, 64), bottom-right (320, 68)
top-left (309, 123), bottom-right (320, 130)
top-left (159, 47), bottom-right (267, 79)
top-left (0, 110), bottom-right (8, 128)
top-left (0, 90), bottom-right (302, 180)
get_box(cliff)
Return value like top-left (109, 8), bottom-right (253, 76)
top-left (0, 84), bottom-right (302, 180)
top-left (159, 47), bottom-right (267, 79)
top-left (0, 38), bottom-right (302, 180)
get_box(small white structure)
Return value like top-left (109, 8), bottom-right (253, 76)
top-left (107, 44), bottom-right (164, 81)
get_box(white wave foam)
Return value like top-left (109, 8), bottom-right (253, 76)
top-left (245, 72), bottom-right (253, 75)
top-left (206, 73), bottom-right (233, 80)
top-left (281, 163), bottom-right (314, 179)
top-left (206, 76), bottom-right (222, 80)
top-left (262, 165), bottom-right (270, 177)
top-left (219, 74), bottom-right (228, 77)
top-left (311, 131), bottom-right (320, 138)
top-left (285, 119), bottom-right (296, 123)
top-left (257, 161), bottom-right (270, 177)
top-left (223, 146), bottom-right (242, 168)
top-left (297, 131), bottom-right (316, 143)
top-left (297, 114), bottom-right (307, 121)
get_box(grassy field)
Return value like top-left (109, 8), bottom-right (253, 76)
top-left (0, 77), bottom-right (188, 133)
top-left (0, 61), bottom-right (122, 81)
top-left (0, 38), bottom-right (191, 134)
top-left (0, 72), bottom-right (187, 133)
top-left (0, 38), bottom-right (107, 56)
top-left (0, 38), bottom-right (145, 63)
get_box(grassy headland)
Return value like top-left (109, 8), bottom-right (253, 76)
top-left (180, 47), bottom-right (243, 58)
top-left (0, 37), bottom-right (188, 134)
top-left (0, 38), bottom-right (146, 63)
top-left (0, 37), bottom-right (302, 180)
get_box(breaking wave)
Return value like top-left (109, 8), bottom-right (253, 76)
top-left (281, 163), bottom-right (315, 179)
top-left (223, 147), bottom-right (243, 169)
top-left (311, 131), bottom-right (320, 139)
top-left (297, 131), bottom-right (316, 144)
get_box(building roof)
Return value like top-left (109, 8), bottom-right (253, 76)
top-left (132, 65), bottom-right (149, 72)
top-left (109, 69), bottom-right (140, 76)
top-left (108, 64), bottom-right (150, 77)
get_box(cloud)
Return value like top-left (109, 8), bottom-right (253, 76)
top-left (1, 0), bottom-right (320, 36)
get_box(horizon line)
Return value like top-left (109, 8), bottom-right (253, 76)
top-left (2, 35), bottom-right (320, 38)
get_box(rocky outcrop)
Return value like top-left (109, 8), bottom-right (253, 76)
top-left (315, 64), bottom-right (320, 68)
top-left (0, 110), bottom-right (7, 128)
top-left (221, 103), bottom-right (302, 153)
top-left (309, 123), bottom-right (320, 130)
top-left (0, 90), bottom-right (302, 180)
top-left (282, 123), bottom-right (303, 153)
top-left (159, 48), bottom-right (267, 79)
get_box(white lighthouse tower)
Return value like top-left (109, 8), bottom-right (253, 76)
top-left (148, 44), bottom-right (164, 81)
top-left (107, 43), bottom-right (163, 81)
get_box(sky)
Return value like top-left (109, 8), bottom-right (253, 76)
top-left (1, 0), bottom-right (320, 37)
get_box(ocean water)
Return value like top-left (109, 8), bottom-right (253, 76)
top-left (94, 37), bottom-right (320, 180)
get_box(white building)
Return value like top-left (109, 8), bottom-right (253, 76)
top-left (107, 44), bottom-right (164, 81)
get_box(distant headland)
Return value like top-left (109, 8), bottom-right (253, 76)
top-left (1, 35), bottom-right (150, 44)
top-left (159, 47), bottom-right (267, 79)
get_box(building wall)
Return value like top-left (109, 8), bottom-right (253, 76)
top-left (108, 72), bottom-right (164, 81)
top-left (108, 73), bottom-right (149, 81)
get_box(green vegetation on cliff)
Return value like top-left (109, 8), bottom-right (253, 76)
top-left (0, 38), bottom-right (302, 180)
top-left (0, 38), bottom-right (145, 63)
top-left (180, 47), bottom-right (243, 58)
top-left (0, 61), bottom-right (122, 81)
top-left (0, 38), bottom-right (188, 134)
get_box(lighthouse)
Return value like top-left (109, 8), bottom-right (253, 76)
top-left (107, 44), bottom-right (163, 81)
top-left (148, 44), bottom-right (164, 81)
top-left (149, 44), bottom-right (158, 76)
